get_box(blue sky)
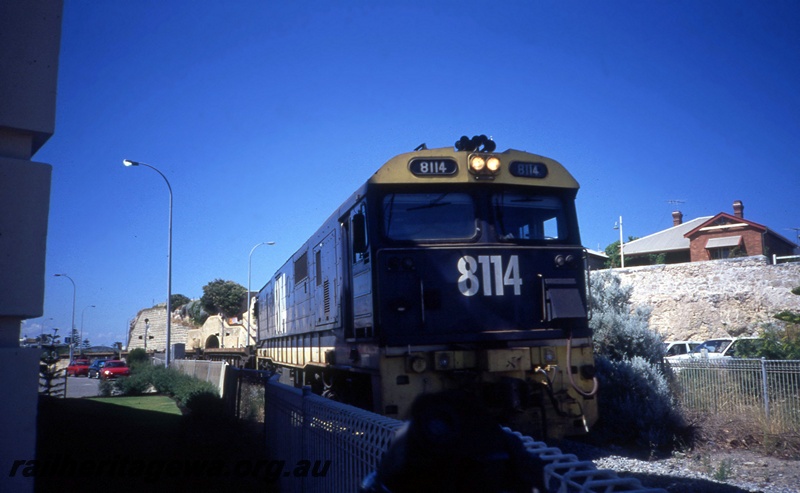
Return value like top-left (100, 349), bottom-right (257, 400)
top-left (24, 0), bottom-right (800, 346)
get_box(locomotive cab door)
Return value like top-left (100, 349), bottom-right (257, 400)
top-left (345, 203), bottom-right (373, 339)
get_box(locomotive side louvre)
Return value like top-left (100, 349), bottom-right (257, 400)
top-left (256, 142), bottom-right (599, 439)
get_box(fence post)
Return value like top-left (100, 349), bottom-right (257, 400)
top-left (236, 368), bottom-right (244, 419)
top-left (302, 386), bottom-right (312, 491)
top-left (761, 358), bottom-right (770, 421)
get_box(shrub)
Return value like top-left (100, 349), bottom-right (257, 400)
top-left (589, 271), bottom-right (663, 365)
top-left (115, 363), bottom-right (221, 415)
top-left (173, 378), bottom-right (218, 408)
top-left (117, 368), bottom-right (153, 395)
top-left (589, 270), bottom-right (687, 451)
top-left (184, 390), bottom-right (225, 419)
top-left (127, 348), bottom-right (150, 368)
top-left (98, 379), bottom-right (115, 397)
top-left (595, 355), bottom-right (685, 449)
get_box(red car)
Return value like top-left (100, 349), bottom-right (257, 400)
top-left (66, 360), bottom-right (90, 377)
top-left (100, 360), bottom-right (131, 379)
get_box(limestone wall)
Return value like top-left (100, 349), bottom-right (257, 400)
top-left (127, 305), bottom-right (192, 352)
top-left (128, 304), bottom-right (256, 353)
top-left (605, 256), bottom-right (800, 342)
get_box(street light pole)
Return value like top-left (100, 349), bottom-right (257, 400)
top-left (248, 241), bottom-right (275, 350)
top-left (613, 216), bottom-right (625, 268)
top-left (80, 304), bottom-right (95, 354)
top-left (123, 159), bottom-right (173, 366)
top-left (54, 273), bottom-right (76, 361)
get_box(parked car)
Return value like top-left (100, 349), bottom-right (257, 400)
top-left (66, 360), bottom-right (90, 377)
top-left (87, 359), bottom-right (107, 379)
top-left (721, 337), bottom-right (764, 358)
top-left (667, 337), bottom-right (761, 361)
top-left (100, 360), bottom-right (130, 379)
top-left (663, 341), bottom-right (702, 357)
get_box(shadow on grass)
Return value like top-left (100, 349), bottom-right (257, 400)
top-left (35, 396), bottom-right (276, 492)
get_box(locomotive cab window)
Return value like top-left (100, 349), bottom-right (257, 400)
top-left (382, 192), bottom-right (476, 241)
top-left (492, 193), bottom-right (569, 242)
top-left (351, 208), bottom-right (369, 263)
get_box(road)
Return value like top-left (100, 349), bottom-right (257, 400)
top-left (65, 375), bottom-right (101, 398)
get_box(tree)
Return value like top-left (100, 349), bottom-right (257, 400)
top-left (738, 285), bottom-right (800, 359)
top-left (181, 299), bottom-right (209, 326)
top-left (604, 236), bottom-right (638, 268)
top-left (604, 240), bottom-right (622, 268)
top-left (201, 279), bottom-right (247, 319)
top-left (170, 294), bottom-right (191, 309)
top-left (67, 328), bottom-right (79, 347)
top-left (39, 332), bottom-right (65, 397)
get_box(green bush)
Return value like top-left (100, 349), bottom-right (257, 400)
top-left (595, 355), bottom-right (685, 449)
top-left (127, 348), bottom-right (150, 367)
top-left (98, 379), bottom-right (115, 397)
top-left (184, 389), bottom-right (225, 419)
top-left (117, 371), bottom-right (152, 395)
top-left (118, 363), bottom-right (222, 414)
top-left (589, 271), bottom-right (663, 365)
top-left (589, 270), bottom-right (687, 451)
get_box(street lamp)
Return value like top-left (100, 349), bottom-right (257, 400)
top-left (54, 273), bottom-right (76, 361)
top-left (247, 241), bottom-right (275, 350)
top-left (80, 304), bottom-right (96, 354)
top-left (123, 159), bottom-right (173, 367)
top-left (613, 216), bottom-right (625, 268)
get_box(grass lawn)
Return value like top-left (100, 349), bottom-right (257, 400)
top-left (34, 395), bottom-right (274, 492)
top-left (88, 395), bottom-right (183, 415)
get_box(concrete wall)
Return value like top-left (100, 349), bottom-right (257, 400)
top-left (186, 314), bottom-right (252, 350)
top-left (604, 256), bottom-right (800, 342)
top-left (0, 2), bottom-right (63, 491)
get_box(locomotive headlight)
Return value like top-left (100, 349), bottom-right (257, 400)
top-left (409, 355), bottom-right (428, 373)
top-left (469, 154), bottom-right (501, 179)
top-left (470, 155), bottom-right (486, 171)
top-left (436, 351), bottom-right (452, 370)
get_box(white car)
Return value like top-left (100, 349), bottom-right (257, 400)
top-left (667, 337), bottom-right (760, 361)
top-left (663, 341), bottom-right (702, 358)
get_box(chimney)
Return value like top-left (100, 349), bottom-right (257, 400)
top-left (733, 200), bottom-right (744, 218)
top-left (672, 210), bottom-right (683, 226)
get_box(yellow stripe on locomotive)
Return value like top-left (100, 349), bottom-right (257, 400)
top-left (370, 143), bottom-right (579, 189)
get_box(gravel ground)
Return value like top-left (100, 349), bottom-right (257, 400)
top-left (555, 440), bottom-right (800, 493)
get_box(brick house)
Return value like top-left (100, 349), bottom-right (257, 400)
top-left (622, 200), bottom-right (798, 266)
top-left (685, 201), bottom-right (796, 261)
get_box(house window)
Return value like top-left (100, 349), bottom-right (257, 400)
top-left (709, 247), bottom-right (733, 260)
top-left (705, 235), bottom-right (743, 260)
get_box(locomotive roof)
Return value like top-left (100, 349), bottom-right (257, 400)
top-left (367, 146), bottom-right (580, 189)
